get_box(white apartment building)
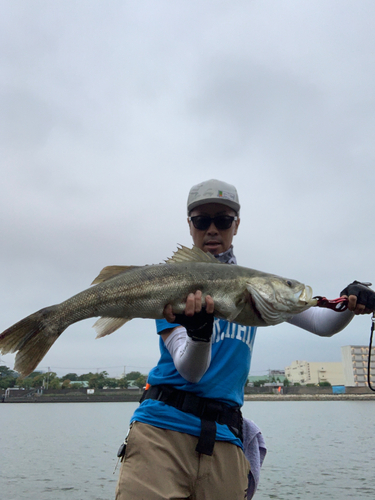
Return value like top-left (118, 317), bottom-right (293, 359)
top-left (285, 360), bottom-right (344, 386)
top-left (341, 345), bottom-right (375, 387)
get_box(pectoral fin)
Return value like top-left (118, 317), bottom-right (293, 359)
top-left (223, 293), bottom-right (248, 323)
top-left (226, 309), bottom-right (242, 322)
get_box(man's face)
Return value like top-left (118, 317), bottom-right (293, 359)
top-left (188, 203), bottom-right (240, 255)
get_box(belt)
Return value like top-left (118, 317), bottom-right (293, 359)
top-left (140, 384), bottom-right (243, 456)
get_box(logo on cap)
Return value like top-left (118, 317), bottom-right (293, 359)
top-left (218, 190), bottom-right (235, 201)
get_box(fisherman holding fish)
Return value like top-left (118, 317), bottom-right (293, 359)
top-left (1, 179), bottom-right (374, 499)
top-left (114, 179), bottom-right (375, 500)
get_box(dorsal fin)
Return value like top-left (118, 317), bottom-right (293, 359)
top-left (91, 265), bottom-right (140, 285)
top-left (165, 245), bottom-right (220, 264)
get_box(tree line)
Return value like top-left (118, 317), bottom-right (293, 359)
top-left (0, 365), bottom-right (147, 390)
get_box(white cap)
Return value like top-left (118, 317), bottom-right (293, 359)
top-left (187, 179), bottom-right (240, 215)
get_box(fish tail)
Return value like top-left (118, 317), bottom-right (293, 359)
top-left (0, 305), bottom-right (65, 377)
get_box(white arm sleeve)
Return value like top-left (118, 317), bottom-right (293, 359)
top-left (287, 307), bottom-right (354, 337)
top-left (163, 327), bottom-right (212, 383)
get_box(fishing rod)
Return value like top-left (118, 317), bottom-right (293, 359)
top-left (315, 294), bottom-right (375, 392)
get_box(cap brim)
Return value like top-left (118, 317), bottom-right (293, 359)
top-left (187, 198), bottom-right (240, 214)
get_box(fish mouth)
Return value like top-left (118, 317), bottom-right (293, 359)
top-left (296, 286), bottom-right (317, 305)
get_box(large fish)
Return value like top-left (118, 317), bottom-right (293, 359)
top-left (0, 246), bottom-right (317, 376)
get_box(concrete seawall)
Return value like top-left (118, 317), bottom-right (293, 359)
top-left (244, 393), bottom-right (375, 401)
top-left (2, 391), bottom-right (375, 403)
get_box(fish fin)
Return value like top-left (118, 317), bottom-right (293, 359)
top-left (0, 305), bottom-right (64, 377)
top-left (226, 300), bottom-right (246, 322)
top-left (93, 317), bottom-right (130, 338)
top-left (91, 266), bottom-right (140, 285)
top-left (226, 310), bottom-right (241, 322)
top-left (165, 245), bottom-right (220, 264)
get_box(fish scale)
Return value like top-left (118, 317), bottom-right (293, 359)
top-left (0, 245), bottom-right (317, 376)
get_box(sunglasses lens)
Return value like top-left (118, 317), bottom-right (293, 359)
top-left (215, 216), bottom-right (234, 230)
top-left (191, 216), bottom-right (211, 230)
top-left (191, 216), bottom-right (234, 230)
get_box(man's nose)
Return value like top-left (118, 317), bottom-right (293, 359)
top-left (207, 221), bottom-right (218, 233)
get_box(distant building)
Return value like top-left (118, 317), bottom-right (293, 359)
top-left (341, 345), bottom-right (375, 387)
top-left (126, 380), bottom-right (141, 390)
top-left (247, 370), bottom-right (286, 386)
top-left (285, 360), bottom-right (344, 386)
top-left (69, 381), bottom-right (89, 388)
top-left (247, 375), bottom-right (269, 385)
top-left (269, 369), bottom-right (285, 379)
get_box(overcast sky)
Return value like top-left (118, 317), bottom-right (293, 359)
top-left (1, 1), bottom-right (374, 379)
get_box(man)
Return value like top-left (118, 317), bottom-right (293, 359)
top-left (115, 179), bottom-right (374, 500)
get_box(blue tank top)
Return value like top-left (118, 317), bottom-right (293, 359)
top-left (131, 318), bottom-right (257, 446)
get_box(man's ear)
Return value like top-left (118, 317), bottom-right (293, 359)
top-left (187, 217), bottom-right (192, 236)
top-left (234, 217), bottom-right (240, 235)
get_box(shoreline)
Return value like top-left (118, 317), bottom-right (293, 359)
top-left (2, 393), bottom-right (375, 403)
top-left (244, 393), bottom-right (375, 401)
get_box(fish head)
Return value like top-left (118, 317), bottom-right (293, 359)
top-left (246, 275), bottom-right (317, 325)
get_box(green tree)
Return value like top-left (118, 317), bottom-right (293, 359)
top-left (25, 371), bottom-right (44, 380)
top-left (0, 376), bottom-right (17, 389)
top-left (71, 382), bottom-right (85, 388)
top-left (77, 372), bottom-right (95, 381)
top-left (61, 373), bottom-right (78, 381)
top-left (32, 373), bottom-right (46, 387)
top-left (125, 371), bottom-right (142, 382)
top-left (88, 371), bottom-right (109, 389)
top-left (16, 371), bottom-right (60, 389)
top-left (318, 381), bottom-right (331, 387)
top-left (16, 372), bottom-right (44, 388)
top-left (0, 366), bottom-right (18, 378)
top-left (124, 371), bottom-right (147, 389)
top-left (48, 376), bottom-right (61, 389)
top-left (104, 377), bottom-right (119, 388)
top-left (0, 366), bottom-right (19, 389)
top-left (134, 374), bottom-right (147, 388)
top-left (15, 376), bottom-right (33, 389)
top-left (117, 377), bottom-right (128, 388)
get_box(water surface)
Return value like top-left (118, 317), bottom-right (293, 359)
top-left (1, 400), bottom-right (374, 499)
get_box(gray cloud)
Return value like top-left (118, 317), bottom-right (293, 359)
top-left (1, 1), bottom-right (374, 377)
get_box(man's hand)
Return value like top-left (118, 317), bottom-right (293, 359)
top-left (340, 281), bottom-right (375, 315)
top-left (163, 290), bottom-right (215, 342)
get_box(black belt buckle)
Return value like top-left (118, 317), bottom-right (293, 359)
top-left (203, 399), bottom-right (223, 422)
top-left (180, 391), bottom-right (203, 416)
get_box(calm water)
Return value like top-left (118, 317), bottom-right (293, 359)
top-left (1, 400), bottom-right (374, 499)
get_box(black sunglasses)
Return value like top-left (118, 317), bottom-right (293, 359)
top-left (188, 215), bottom-right (238, 231)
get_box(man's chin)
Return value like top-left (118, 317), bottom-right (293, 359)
top-left (204, 243), bottom-right (222, 255)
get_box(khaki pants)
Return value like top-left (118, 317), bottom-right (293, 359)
top-left (115, 421), bottom-right (250, 500)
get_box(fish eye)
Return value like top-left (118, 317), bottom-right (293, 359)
top-left (286, 280), bottom-right (293, 287)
